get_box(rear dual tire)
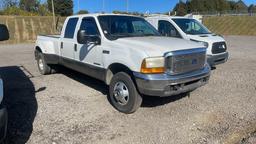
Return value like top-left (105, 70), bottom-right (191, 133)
top-left (109, 72), bottom-right (142, 114)
top-left (36, 53), bottom-right (55, 75)
top-left (37, 52), bottom-right (142, 113)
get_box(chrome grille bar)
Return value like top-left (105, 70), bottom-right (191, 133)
top-left (165, 48), bottom-right (206, 75)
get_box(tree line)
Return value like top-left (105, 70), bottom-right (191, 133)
top-left (0, 0), bottom-right (255, 16)
top-left (172, 0), bottom-right (256, 16)
top-left (0, 0), bottom-right (75, 16)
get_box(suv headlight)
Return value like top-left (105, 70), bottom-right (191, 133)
top-left (202, 42), bottom-right (209, 48)
top-left (190, 39), bottom-right (209, 48)
top-left (140, 57), bottom-right (165, 74)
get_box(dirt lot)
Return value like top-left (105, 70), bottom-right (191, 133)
top-left (0, 36), bottom-right (255, 144)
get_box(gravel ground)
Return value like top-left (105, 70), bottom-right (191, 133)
top-left (0, 36), bottom-right (255, 144)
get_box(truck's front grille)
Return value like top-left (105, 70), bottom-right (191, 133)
top-left (166, 51), bottom-right (206, 75)
top-left (212, 42), bottom-right (227, 54)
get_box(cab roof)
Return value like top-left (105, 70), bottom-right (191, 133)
top-left (146, 15), bottom-right (192, 19)
top-left (67, 13), bottom-right (142, 19)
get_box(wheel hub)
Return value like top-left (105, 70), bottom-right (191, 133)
top-left (38, 59), bottom-right (44, 70)
top-left (113, 82), bottom-right (129, 105)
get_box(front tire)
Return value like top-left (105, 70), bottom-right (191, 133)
top-left (109, 72), bottom-right (142, 114)
top-left (37, 53), bottom-right (52, 75)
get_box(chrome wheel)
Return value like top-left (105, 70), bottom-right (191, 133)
top-left (38, 58), bottom-right (44, 71)
top-left (113, 82), bottom-right (129, 105)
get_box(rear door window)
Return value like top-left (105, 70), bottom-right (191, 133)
top-left (64, 18), bottom-right (79, 39)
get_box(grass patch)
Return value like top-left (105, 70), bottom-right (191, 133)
top-left (203, 16), bottom-right (256, 36)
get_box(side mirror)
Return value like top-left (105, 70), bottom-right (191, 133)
top-left (77, 29), bottom-right (101, 45)
top-left (0, 24), bottom-right (9, 41)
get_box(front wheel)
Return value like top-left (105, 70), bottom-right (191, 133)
top-left (109, 72), bottom-right (142, 114)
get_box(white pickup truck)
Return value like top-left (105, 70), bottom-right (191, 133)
top-left (35, 14), bottom-right (211, 113)
top-left (146, 16), bottom-right (229, 67)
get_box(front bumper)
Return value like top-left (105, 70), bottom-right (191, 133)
top-left (207, 52), bottom-right (229, 67)
top-left (134, 65), bottom-right (211, 97)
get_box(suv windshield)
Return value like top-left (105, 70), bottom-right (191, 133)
top-left (98, 15), bottom-right (160, 40)
top-left (172, 18), bottom-right (211, 35)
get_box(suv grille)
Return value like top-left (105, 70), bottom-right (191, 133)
top-left (166, 51), bottom-right (206, 75)
top-left (212, 42), bottom-right (227, 54)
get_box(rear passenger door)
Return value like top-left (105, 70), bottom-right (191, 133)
top-left (60, 17), bottom-right (79, 60)
top-left (158, 20), bottom-right (181, 38)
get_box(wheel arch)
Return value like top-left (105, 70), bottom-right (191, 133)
top-left (34, 46), bottom-right (42, 60)
top-left (35, 46), bottom-right (42, 52)
top-left (105, 63), bottom-right (134, 85)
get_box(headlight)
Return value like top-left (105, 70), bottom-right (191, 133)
top-left (140, 57), bottom-right (165, 74)
top-left (202, 42), bottom-right (209, 48)
top-left (190, 39), bottom-right (209, 48)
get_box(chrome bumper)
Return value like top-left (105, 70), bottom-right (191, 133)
top-left (133, 65), bottom-right (211, 97)
top-left (207, 52), bottom-right (229, 67)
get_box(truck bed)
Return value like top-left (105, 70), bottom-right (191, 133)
top-left (36, 35), bottom-right (61, 55)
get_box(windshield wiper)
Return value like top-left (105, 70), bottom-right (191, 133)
top-left (143, 34), bottom-right (157, 36)
top-left (129, 33), bottom-right (158, 37)
top-left (109, 33), bottom-right (158, 40)
top-left (108, 34), bottom-right (134, 40)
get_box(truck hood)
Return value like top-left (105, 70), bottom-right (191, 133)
top-left (187, 34), bottom-right (225, 43)
top-left (114, 36), bottom-right (204, 57)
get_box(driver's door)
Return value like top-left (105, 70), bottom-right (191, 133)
top-left (75, 17), bottom-right (103, 67)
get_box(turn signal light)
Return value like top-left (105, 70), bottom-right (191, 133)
top-left (140, 57), bottom-right (165, 74)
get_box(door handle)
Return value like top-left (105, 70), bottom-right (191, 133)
top-left (74, 44), bottom-right (77, 51)
top-left (103, 50), bottom-right (110, 54)
top-left (61, 42), bottom-right (63, 49)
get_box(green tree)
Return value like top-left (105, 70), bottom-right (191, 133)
top-left (173, 1), bottom-right (187, 16)
top-left (47, 0), bottom-right (73, 16)
top-left (174, 0), bottom-right (248, 14)
top-left (227, 0), bottom-right (237, 11)
top-left (203, 0), bottom-right (215, 12)
top-left (190, 0), bottom-right (206, 12)
top-left (19, 0), bottom-right (40, 12)
top-left (186, 0), bottom-right (192, 13)
top-left (38, 3), bottom-right (51, 16)
top-left (113, 10), bottom-right (128, 14)
top-left (2, 6), bottom-right (37, 16)
top-left (77, 10), bottom-right (89, 14)
top-left (216, 0), bottom-right (231, 13)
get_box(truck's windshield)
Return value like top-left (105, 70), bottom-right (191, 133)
top-left (98, 16), bottom-right (160, 40)
top-left (172, 18), bottom-right (211, 35)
